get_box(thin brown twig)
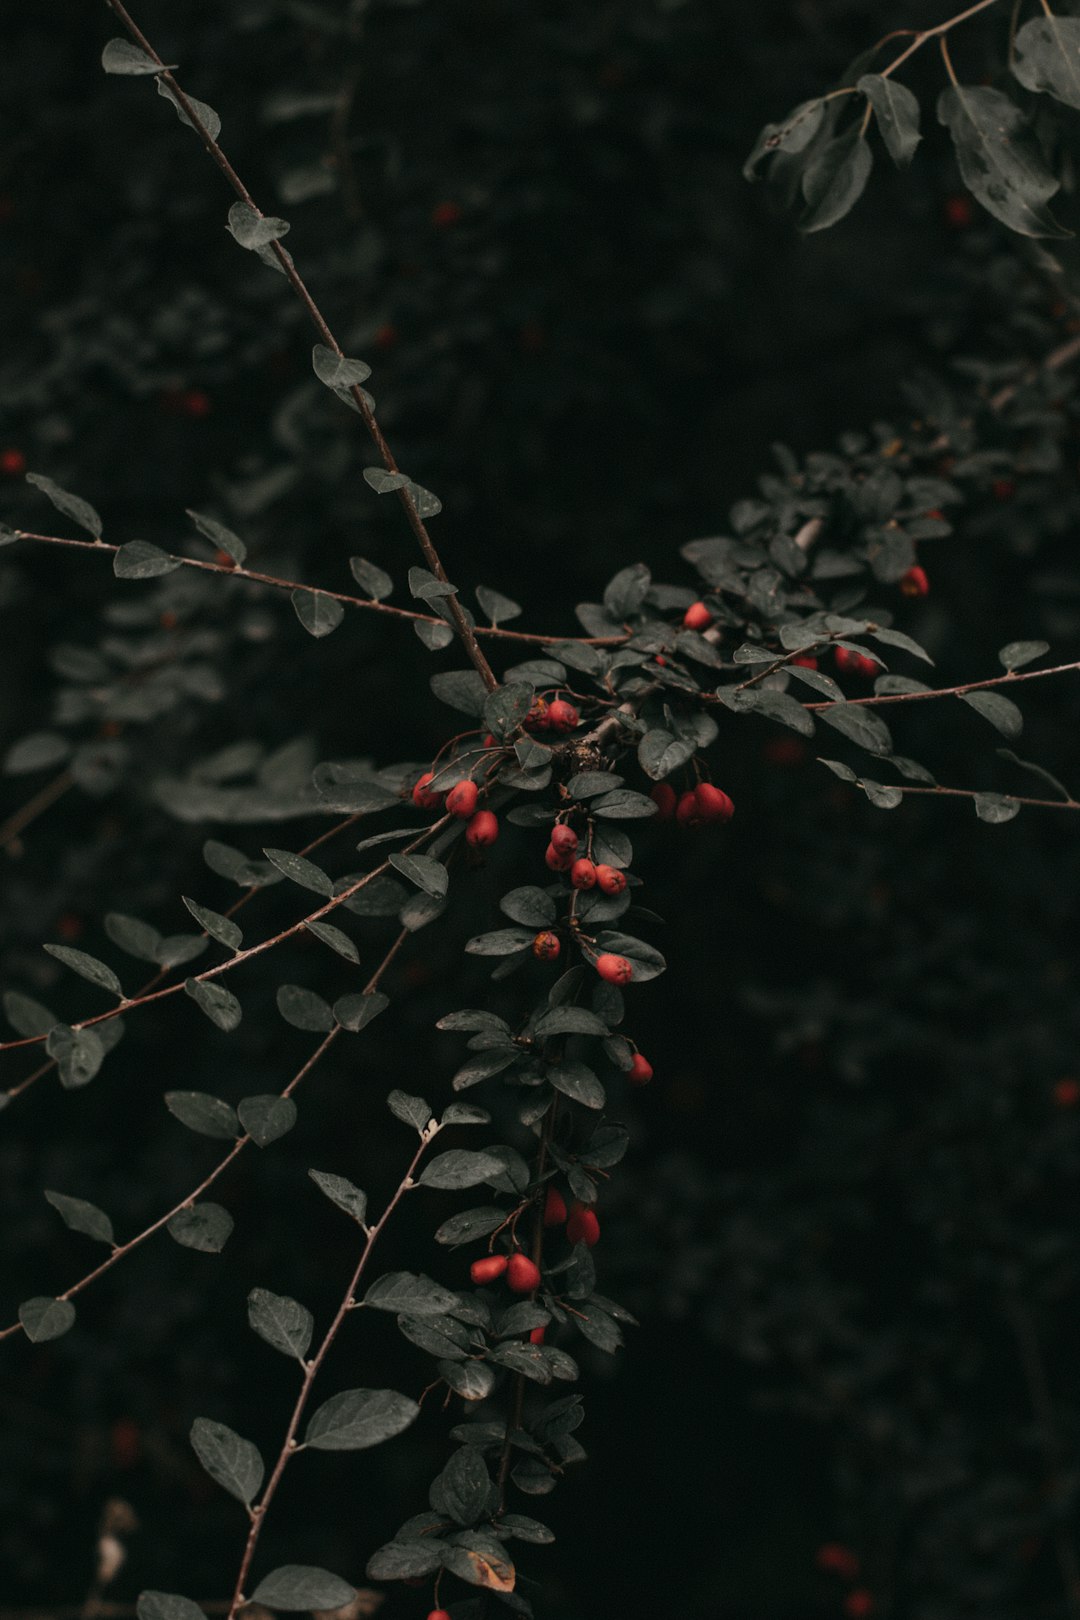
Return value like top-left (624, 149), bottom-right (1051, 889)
top-left (802, 658), bottom-right (1080, 711)
top-left (0, 769), bottom-right (75, 852)
top-left (8, 531), bottom-right (626, 649)
top-left (225, 1122), bottom-right (437, 1616)
top-left (102, 0), bottom-right (498, 692)
top-left (836, 777), bottom-right (1078, 812)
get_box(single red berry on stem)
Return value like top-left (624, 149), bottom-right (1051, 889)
top-left (432, 200), bottom-right (462, 228)
top-left (532, 930), bottom-right (561, 961)
top-left (550, 823), bottom-right (579, 855)
top-left (676, 789), bottom-right (701, 829)
top-left (373, 322), bottom-right (398, 351)
top-left (570, 857), bottom-right (597, 890)
top-left (566, 1203), bottom-right (600, 1247)
top-left (595, 953), bottom-right (633, 984)
top-left (843, 1591), bottom-right (875, 1619)
top-left (543, 1186), bottom-right (568, 1227)
top-left (412, 771), bottom-right (442, 810)
top-left (1053, 1077), bottom-right (1080, 1108)
top-left (627, 1053), bottom-right (653, 1085)
top-left (428, 1610), bottom-right (453, 1620)
top-left (446, 779), bottom-right (479, 818)
top-left (790, 652), bottom-right (818, 670)
top-left (650, 783), bottom-right (677, 820)
top-left (816, 1544), bottom-right (860, 1580)
top-left (183, 388), bottom-right (211, 418)
top-left (695, 782), bottom-right (734, 823)
top-left (834, 646), bottom-right (878, 679)
top-left (528, 1325), bottom-right (546, 1346)
top-left (683, 601), bottom-right (713, 632)
top-left (466, 810), bottom-right (499, 847)
top-left (546, 699), bottom-right (580, 732)
top-left (507, 1252), bottom-right (541, 1294)
top-left (595, 864), bottom-right (627, 895)
top-left (545, 841), bottom-right (574, 872)
top-left (0, 448), bottom-right (27, 478)
top-left (900, 564), bottom-right (929, 598)
top-left (944, 193), bottom-right (973, 229)
top-left (470, 1254), bottom-right (508, 1285)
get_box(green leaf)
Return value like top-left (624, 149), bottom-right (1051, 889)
top-left (430, 669), bottom-right (488, 717)
top-left (186, 509), bottom-right (246, 565)
top-left (484, 682), bottom-right (533, 740)
top-left (869, 626), bottom-right (934, 665)
top-left (533, 1007), bottom-right (609, 1038)
top-left (19, 1296), bottom-right (76, 1343)
top-left (292, 589), bottom-right (344, 637)
top-left (306, 1388), bottom-right (420, 1450)
top-left (101, 38), bottom-right (174, 74)
top-left (363, 1272), bottom-right (461, 1316)
top-left (239, 1094), bottom-right (297, 1147)
top-left (276, 983), bottom-right (335, 1033)
top-left (958, 689), bottom-right (1023, 738)
top-left (263, 848), bottom-right (334, 896)
top-left (858, 74), bottom-right (921, 166)
top-left (44, 1190), bottom-right (114, 1245)
top-left (136, 1595), bottom-right (207, 1620)
top-left (309, 1169), bottom-right (368, 1225)
top-left (367, 1539), bottom-right (448, 1580)
top-left (800, 130), bottom-right (873, 233)
top-left (441, 1103), bottom-right (491, 1127)
top-left (4, 732), bottom-right (70, 774)
top-left (998, 639), bottom-right (1049, 671)
top-left (333, 990), bottom-right (389, 1031)
top-left (190, 1417), bottom-right (263, 1506)
top-left (105, 912), bottom-right (163, 962)
top-left (181, 898), bottom-right (242, 951)
top-left (937, 85), bottom-right (1069, 238)
top-left (591, 789), bottom-right (657, 820)
top-left (114, 540), bottom-right (182, 579)
top-left (547, 1062), bottom-right (605, 1110)
top-left (349, 556), bottom-right (393, 600)
top-left (387, 1090), bottom-right (433, 1131)
top-left (476, 585), bottom-right (522, 624)
top-left (817, 702), bottom-right (893, 757)
top-left (736, 687), bottom-right (814, 736)
top-left (227, 200), bottom-right (290, 250)
top-left (466, 928), bottom-right (535, 957)
top-left (744, 98), bottom-right (825, 179)
top-left (637, 729), bottom-right (694, 780)
top-left (43, 944), bottom-right (123, 997)
top-left (500, 886), bottom-right (556, 927)
top-left (430, 1446), bottom-right (492, 1526)
top-left (974, 792), bottom-right (1021, 824)
top-left (167, 1203), bottom-right (234, 1253)
top-left (156, 79), bottom-right (222, 142)
top-left (434, 1206), bottom-right (507, 1247)
top-left (1013, 16), bottom-right (1080, 111)
top-left (25, 472), bottom-right (102, 538)
top-left (250, 1568), bottom-right (356, 1611)
top-left (247, 1288), bottom-right (313, 1361)
top-left (47, 1024), bottom-right (107, 1089)
top-left (365, 467), bottom-right (409, 495)
top-left (165, 1090), bottom-right (239, 1140)
top-left (304, 920), bottom-right (359, 962)
top-left (183, 978), bottom-right (242, 1030)
top-left (4, 990), bottom-right (60, 1038)
top-left (419, 1150), bottom-right (505, 1190)
top-left (312, 344), bottom-right (371, 389)
top-left (441, 1531), bottom-right (516, 1592)
top-left (861, 779), bottom-right (903, 810)
top-left (390, 852), bottom-right (449, 898)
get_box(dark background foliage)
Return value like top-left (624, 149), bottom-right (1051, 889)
top-left (2, 2), bottom-right (1080, 1618)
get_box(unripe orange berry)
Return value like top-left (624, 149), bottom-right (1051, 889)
top-left (507, 1252), bottom-right (541, 1294)
top-left (545, 841), bottom-right (574, 872)
top-left (683, 601), bottom-right (713, 632)
top-left (528, 1325), bottom-right (546, 1346)
top-left (446, 778), bottom-right (479, 818)
top-left (650, 783), bottom-right (676, 820)
top-left (695, 782), bottom-right (734, 823)
top-left (570, 857), bottom-right (597, 890)
top-left (470, 1254), bottom-right (508, 1285)
top-left (532, 930), bottom-right (561, 961)
top-left (834, 646), bottom-right (878, 679)
top-left (550, 823), bottom-right (579, 855)
top-left (466, 809), bottom-right (499, 846)
top-left (595, 953), bottom-right (632, 984)
top-left (543, 1186), bottom-right (568, 1227)
top-left (411, 770), bottom-right (442, 810)
top-left (566, 1203), bottom-right (600, 1247)
top-left (627, 1053), bottom-right (653, 1085)
top-left (546, 699), bottom-right (580, 732)
top-left (595, 864), bottom-right (626, 895)
top-left (900, 564), bottom-right (929, 597)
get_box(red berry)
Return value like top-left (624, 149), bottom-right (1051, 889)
top-left (834, 646), bottom-right (878, 679)
top-left (532, 930), bottom-right (561, 961)
top-left (482, 733), bottom-right (497, 749)
top-left (543, 1186), bottom-right (568, 1227)
top-left (695, 782), bottom-right (734, 823)
top-left (566, 1203), bottom-right (600, 1247)
top-left (546, 699), bottom-right (580, 732)
top-left (183, 388), bottom-right (211, 418)
top-left (0, 448), bottom-right (26, 478)
top-left (526, 699), bottom-right (550, 730)
top-left (550, 824), bottom-right (579, 855)
top-left (428, 1610), bottom-right (453, 1620)
top-left (373, 322), bottom-right (398, 351)
top-left (432, 200), bottom-right (462, 228)
top-left (816, 1544), bottom-right (860, 1580)
top-left (682, 601), bottom-right (713, 632)
top-left (945, 194), bottom-right (973, 229)
top-left (843, 1591), bottom-right (875, 1620)
top-left (570, 857), bottom-right (597, 890)
top-left (446, 779), bottom-right (479, 818)
top-left (650, 783), bottom-right (677, 820)
top-left (595, 864), bottom-right (627, 895)
top-left (676, 789), bottom-right (701, 829)
top-left (595, 953), bottom-right (632, 984)
top-left (627, 1053), bottom-right (653, 1085)
top-left (528, 1325), bottom-right (546, 1345)
top-left (411, 770), bottom-right (442, 810)
top-left (992, 477), bottom-right (1016, 502)
top-left (790, 653), bottom-right (818, 670)
top-left (470, 1254), bottom-right (508, 1285)
top-left (545, 841), bottom-right (574, 872)
top-left (900, 564), bottom-right (929, 598)
top-left (466, 809), bottom-right (499, 847)
top-left (1054, 1077), bottom-right (1080, 1108)
top-left (507, 1252), bottom-right (541, 1294)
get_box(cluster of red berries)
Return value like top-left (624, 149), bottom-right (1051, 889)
top-left (650, 781), bottom-right (733, 828)
top-left (469, 1249), bottom-right (541, 1294)
top-left (834, 646), bottom-right (878, 679)
top-left (526, 696), bottom-right (580, 734)
top-left (411, 771), bottom-right (499, 847)
top-left (816, 1545), bottom-right (873, 1617)
top-left (543, 1185), bottom-right (600, 1246)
